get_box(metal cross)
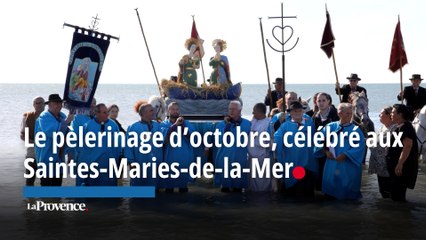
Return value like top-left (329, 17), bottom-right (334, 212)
top-left (89, 14), bottom-right (100, 31)
top-left (267, 2), bottom-right (299, 112)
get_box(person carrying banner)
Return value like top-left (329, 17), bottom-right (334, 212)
top-left (35, 94), bottom-right (74, 186)
top-left (335, 73), bottom-right (367, 103)
top-left (264, 78), bottom-right (285, 111)
top-left (397, 74), bottom-right (426, 114)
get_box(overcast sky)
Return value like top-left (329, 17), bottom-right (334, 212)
top-left (0, 0), bottom-right (425, 85)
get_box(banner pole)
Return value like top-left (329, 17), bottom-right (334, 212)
top-left (400, 57), bottom-right (403, 104)
top-left (259, 18), bottom-right (273, 110)
top-left (63, 23), bottom-right (120, 41)
top-left (134, 8), bottom-right (163, 97)
top-left (332, 52), bottom-right (342, 103)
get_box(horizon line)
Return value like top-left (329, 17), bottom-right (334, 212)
top-left (0, 82), bottom-right (406, 85)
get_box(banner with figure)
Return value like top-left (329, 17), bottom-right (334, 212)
top-left (63, 28), bottom-right (111, 114)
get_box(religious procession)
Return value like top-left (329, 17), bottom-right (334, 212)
top-left (21, 6), bottom-right (425, 204)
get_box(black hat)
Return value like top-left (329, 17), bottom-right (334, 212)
top-left (287, 101), bottom-right (304, 112)
top-left (410, 74), bottom-right (423, 81)
top-left (45, 94), bottom-right (64, 104)
top-left (273, 78), bottom-right (283, 84)
top-left (347, 73), bottom-right (361, 81)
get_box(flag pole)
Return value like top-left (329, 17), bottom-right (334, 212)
top-left (332, 51), bottom-right (342, 103)
top-left (390, 15), bottom-right (407, 103)
top-left (398, 15), bottom-right (404, 104)
top-left (192, 15), bottom-right (206, 85)
top-left (327, 5), bottom-right (341, 103)
top-left (260, 19), bottom-right (276, 188)
top-left (399, 56), bottom-right (403, 104)
top-left (259, 18), bottom-right (273, 109)
top-left (200, 57), bottom-right (206, 84)
top-left (321, 5), bottom-right (341, 102)
top-left (135, 8), bottom-right (163, 97)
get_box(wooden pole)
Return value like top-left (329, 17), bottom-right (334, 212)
top-left (398, 15), bottom-right (404, 104)
top-left (135, 8), bottom-right (163, 97)
top-left (400, 55), bottom-right (404, 104)
top-left (332, 51), bottom-right (342, 103)
top-left (259, 18), bottom-right (273, 109)
top-left (200, 59), bottom-right (206, 84)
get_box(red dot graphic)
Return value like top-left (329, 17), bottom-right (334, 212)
top-left (292, 166), bottom-right (306, 180)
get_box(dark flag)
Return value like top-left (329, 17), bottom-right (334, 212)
top-left (320, 10), bottom-right (335, 58)
top-left (63, 28), bottom-right (111, 114)
top-left (389, 19), bottom-right (408, 72)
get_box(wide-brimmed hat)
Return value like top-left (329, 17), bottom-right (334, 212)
top-left (45, 94), bottom-right (64, 104)
top-left (409, 74), bottom-right (423, 81)
top-left (347, 73), bottom-right (361, 81)
top-left (273, 78), bottom-right (283, 84)
top-left (287, 101), bottom-right (304, 112)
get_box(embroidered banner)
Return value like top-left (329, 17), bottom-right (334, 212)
top-left (63, 28), bottom-right (110, 114)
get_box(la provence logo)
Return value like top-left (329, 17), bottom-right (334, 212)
top-left (27, 201), bottom-right (88, 212)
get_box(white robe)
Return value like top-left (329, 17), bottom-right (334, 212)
top-left (248, 117), bottom-right (273, 191)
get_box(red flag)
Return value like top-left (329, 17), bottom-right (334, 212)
top-left (189, 19), bottom-right (204, 58)
top-left (320, 10), bottom-right (335, 58)
top-left (389, 19), bottom-right (408, 72)
top-left (191, 19), bottom-right (199, 39)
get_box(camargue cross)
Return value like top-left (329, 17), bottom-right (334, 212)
top-left (266, 2), bottom-right (299, 112)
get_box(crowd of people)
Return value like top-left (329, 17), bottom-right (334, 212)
top-left (21, 73), bottom-right (423, 202)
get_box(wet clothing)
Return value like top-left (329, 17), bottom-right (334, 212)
top-left (34, 110), bottom-right (69, 186)
top-left (314, 122), bottom-right (366, 200)
top-left (214, 117), bottom-right (251, 188)
top-left (386, 121), bottom-right (419, 201)
top-left (124, 120), bottom-right (164, 187)
top-left (161, 119), bottom-right (195, 189)
top-left (75, 118), bottom-right (121, 186)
